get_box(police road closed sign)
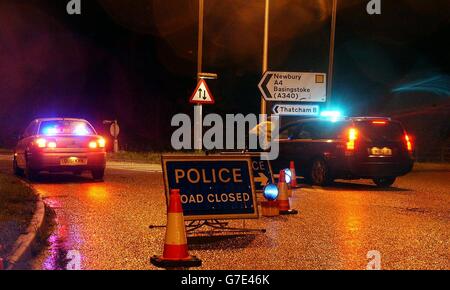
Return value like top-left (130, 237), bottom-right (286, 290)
top-left (162, 155), bottom-right (258, 220)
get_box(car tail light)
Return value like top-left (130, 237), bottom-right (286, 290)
top-left (98, 138), bottom-right (106, 148)
top-left (346, 128), bottom-right (358, 151)
top-left (35, 138), bottom-right (47, 148)
top-left (35, 138), bottom-right (57, 148)
top-left (372, 121), bottom-right (387, 125)
top-left (405, 134), bottom-right (412, 152)
top-left (88, 138), bottom-right (106, 149)
top-left (89, 141), bottom-right (98, 149)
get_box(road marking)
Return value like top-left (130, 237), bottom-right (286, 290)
top-left (0, 154), bottom-right (161, 173)
top-left (106, 161), bottom-right (162, 173)
top-left (292, 187), bottom-right (326, 194)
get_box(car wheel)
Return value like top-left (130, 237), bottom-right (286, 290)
top-left (25, 166), bottom-right (39, 181)
top-left (91, 168), bottom-right (105, 181)
top-left (13, 157), bottom-right (24, 176)
top-left (310, 158), bottom-right (332, 186)
top-left (373, 177), bottom-right (396, 188)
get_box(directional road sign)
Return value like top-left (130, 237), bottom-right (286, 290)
top-left (272, 104), bottom-right (320, 116)
top-left (259, 71), bottom-right (327, 103)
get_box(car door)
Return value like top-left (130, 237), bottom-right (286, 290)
top-left (16, 121), bottom-right (38, 167)
top-left (275, 122), bottom-right (312, 175)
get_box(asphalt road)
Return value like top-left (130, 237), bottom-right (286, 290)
top-left (0, 155), bottom-right (449, 270)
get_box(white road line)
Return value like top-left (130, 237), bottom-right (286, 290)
top-left (106, 161), bottom-right (162, 173)
top-left (0, 154), bottom-right (161, 173)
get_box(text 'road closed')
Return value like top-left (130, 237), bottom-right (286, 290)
top-left (163, 156), bottom-right (258, 220)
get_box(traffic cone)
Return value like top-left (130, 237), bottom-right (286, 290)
top-left (290, 161), bottom-right (299, 188)
top-left (278, 170), bottom-right (298, 215)
top-left (150, 189), bottom-right (202, 269)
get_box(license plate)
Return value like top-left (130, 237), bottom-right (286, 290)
top-left (370, 147), bottom-right (392, 156)
top-left (60, 157), bottom-right (88, 166)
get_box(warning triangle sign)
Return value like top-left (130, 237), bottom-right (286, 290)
top-left (189, 79), bottom-right (215, 104)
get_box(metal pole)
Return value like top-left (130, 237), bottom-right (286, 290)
top-left (194, 0), bottom-right (205, 151)
top-left (260, 0), bottom-right (270, 116)
top-left (113, 120), bottom-right (119, 153)
top-left (327, 0), bottom-right (338, 108)
top-left (197, 0), bottom-right (204, 81)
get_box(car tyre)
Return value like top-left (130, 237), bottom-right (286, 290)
top-left (25, 166), bottom-right (39, 181)
top-left (310, 158), bottom-right (332, 186)
top-left (13, 157), bottom-right (24, 176)
top-left (373, 177), bottom-right (396, 188)
top-left (92, 168), bottom-right (105, 181)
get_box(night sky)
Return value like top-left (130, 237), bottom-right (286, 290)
top-left (0, 0), bottom-right (449, 150)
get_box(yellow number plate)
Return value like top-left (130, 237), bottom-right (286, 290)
top-left (370, 147), bottom-right (392, 156)
top-left (60, 157), bottom-right (88, 166)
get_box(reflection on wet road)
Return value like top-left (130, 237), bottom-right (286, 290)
top-left (1, 156), bottom-right (448, 270)
top-left (29, 170), bottom-right (168, 270)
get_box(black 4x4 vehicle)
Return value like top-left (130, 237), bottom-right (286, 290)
top-left (272, 117), bottom-right (415, 187)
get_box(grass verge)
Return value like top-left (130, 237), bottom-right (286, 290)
top-left (0, 148), bottom-right (11, 154)
top-left (414, 162), bottom-right (450, 172)
top-left (107, 151), bottom-right (206, 164)
top-left (0, 174), bottom-right (37, 258)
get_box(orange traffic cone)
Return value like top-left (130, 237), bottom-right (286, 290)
top-left (290, 161), bottom-right (299, 188)
top-left (150, 189), bottom-right (202, 269)
top-left (278, 170), bottom-right (298, 215)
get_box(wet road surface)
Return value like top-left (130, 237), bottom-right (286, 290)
top-left (0, 156), bottom-right (449, 270)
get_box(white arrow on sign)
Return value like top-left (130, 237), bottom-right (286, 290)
top-left (254, 172), bottom-right (269, 186)
top-left (189, 79), bottom-right (215, 104)
top-left (273, 104), bottom-right (320, 116)
top-left (258, 71), bottom-right (327, 103)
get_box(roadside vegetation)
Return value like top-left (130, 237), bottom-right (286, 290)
top-left (413, 162), bottom-right (450, 171)
top-left (108, 151), bottom-right (450, 172)
top-left (107, 151), bottom-right (206, 164)
top-left (0, 174), bottom-right (37, 257)
top-left (0, 148), bottom-right (11, 154)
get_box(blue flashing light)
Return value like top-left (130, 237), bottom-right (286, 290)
top-left (320, 110), bottom-right (343, 122)
top-left (320, 110), bottom-right (342, 118)
top-left (284, 168), bottom-right (292, 184)
top-left (43, 127), bottom-right (58, 135)
top-left (73, 124), bottom-right (89, 135)
top-left (263, 183), bottom-right (279, 201)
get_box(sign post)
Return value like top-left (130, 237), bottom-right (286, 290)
top-left (189, 79), bottom-right (215, 150)
top-left (103, 120), bottom-right (120, 153)
top-left (110, 121), bottom-right (120, 153)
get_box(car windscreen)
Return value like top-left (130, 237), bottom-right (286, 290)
top-left (279, 120), bottom-right (350, 140)
top-left (39, 120), bottom-right (96, 135)
top-left (356, 121), bottom-right (404, 142)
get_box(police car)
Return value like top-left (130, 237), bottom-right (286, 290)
top-left (13, 118), bottom-right (106, 181)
